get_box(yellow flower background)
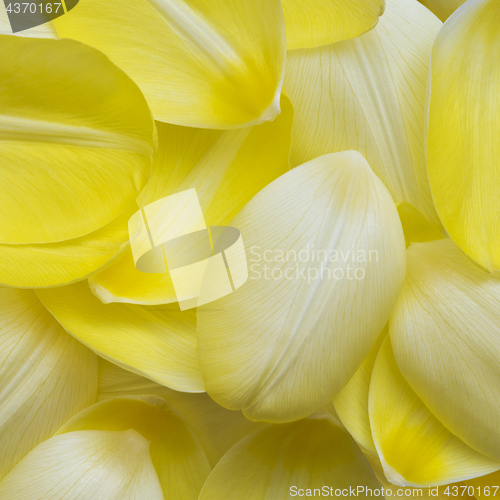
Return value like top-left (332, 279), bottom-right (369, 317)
top-left (1, 0), bottom-right (500, 497)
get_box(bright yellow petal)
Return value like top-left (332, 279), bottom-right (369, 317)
top-left (98, 359), bottom-right (263, 467)
top-left (0, 429), bottom-right (164, 499)
top-left (332, 325), bottom-right (387, 455)
top-left (370, 337), bottom-right (500, 486)
top-left (284, 0), bottom-right (442, 228)
top-left (426, 0), bottom-right (500, 272)
top-left (199, 413), bottom-right (379, 499)
top-left (54, 0), bottom-right (285, 128)
top-left (90, 96), bottom-right (293, 305)
top-left (391, 239), bottom-right (500, 461)
top-left (465, 471), bottom-right (500, 497)
top-left (282, 0), bottom-right (384, 50)
top-left (197, 151), bottom-right (406, 422)
top-left (36, 281), bottom-right (203, 392)
top-left (418, 0), bottom-right (466, 21)
top-left (367, 454), bottom-right (474, 499)
top-left (0, 205), bottom-right (135, 288)
top-left (397, 202), bottom-right (445, 249)
top-left (56, 396), bottom-right (211, 499)
top-left (0, 36), bottom-right (153, 244)
top-left (0, 288), bottom-right (97, 481)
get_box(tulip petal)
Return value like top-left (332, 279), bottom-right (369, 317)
top-left (418, 0), bottom-right (466, 21)
top-left (0, 36), bottom-right (153, 244)
top-left (56, 396), bottom-right (211, 499)
top-left (391, 239), bottom-right (500, 461)
top-left (284, 0), bottom-right (442, 228)
top-left (0, 430), bottom-right (164, 499)
top-left (397, 202), bottom-right (445, 249)
top-left (97, 359), bottom-right (263, 467)
top-left (0, 288), bottom-right (97, 480)
top-left (54, 0), bottom-right (285, 128)
top-left (0, 205), bottom-right (135, 288)
top-left (197, 151), bottom-right (406, 422)
top-left (36, 281), bottom-right (203, 392)
top-left (332, 325), bottom-right (387, 455)
top-left (366, 454), bottom-right (474, 499)
top-left (90, 96), bottom-right (293, 305)
top-left (199, 413), bottom-right (380, 499)
top-left (282, 0), bottom-right (384, 50)
top-left (426, 0), bottom-right (500, 272)
top-left (370, 337), bottom-right (500, 486)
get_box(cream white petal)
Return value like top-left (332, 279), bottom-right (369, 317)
top-left (197, 151), bottom-right (406, 422)
top-left (0, 288), bottom-right (97, 480)
top-left (0, 430), bottom-right (164, 499)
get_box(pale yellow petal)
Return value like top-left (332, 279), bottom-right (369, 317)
top-left (54, 0), bottom-right (285, 128)
top-left (56, 396), bottom-right (211, 499)
top-left (90, 96), bottom-right (293, 305)
top-left (0, 205), bottom-right (135, 288)
top-left (98, 359), bottom-right (263, 467)
top-left (370, 337), bottom-right (500, 486)
top-left (391, 239), bottom-right (500, 461)
top-left (282, 0), bottom-right (384, 50)
top-left (197, 151), bottom-right (406, 422)
top-left (284, 0), bottom-right (442, 228)
top-left (0, 288), bottom-right (97, 480)
top-left (0, 35), bottom-right (153, 244)
top-left (426, 0), bottom-right (500, 272)
top-left (397, 202), bottom-right (445, 249)
top-left (332, 325), bottom-right (387, 455)
top-left (199, 413), bottom-right (380, 499)
top-left (36, 281), bottom-right (203, 392)
top-left (0, 430), bottom-right (164, 499)
top-left (418, 0), bottom-right (466, 21)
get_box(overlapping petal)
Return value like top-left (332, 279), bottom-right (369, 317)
top-left (370, 337), bottom-right (500, 486)
top-left (418, 0), bottom-right (466, 21)
top-left (0, 288), bottom-right (97, 481)
top-left (0, 35), bottom-right (153, 244)
top-left (197, 151), bottom-right (406, 422)
top-left (281, 0), bottom-right (385, 50)
top-left (98, 359), bottom-right (263, 467)
top-left (284, 0), bottom-right (442, 227)
top-left (332, 325), bottom-right (387, 455)
top-left (0, 205), bottom-right (135, 288)
top-left (56, 396), bottom-right (211, 499)
top-left (397, 202), bottom-right (445, 249)
top-left (54, 0), bottom-right (286, 128)
top-left (199, 413), bottom-right (380, 499)
top-left (36, 282), bottom-right (203, 392)
top-left (426, 0), bottom-right (500, 272)
top-left (391, 239), bottom-right (500, 461)
top-left (0, 430), bottom-right (164, 499)
top-left (90, 96), bottom-right (293, 305)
